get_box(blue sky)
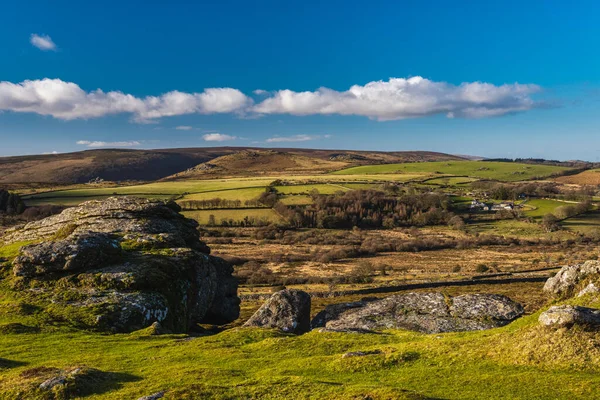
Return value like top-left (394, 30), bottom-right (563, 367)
top-left (1, 0), bottom-right (599, 160)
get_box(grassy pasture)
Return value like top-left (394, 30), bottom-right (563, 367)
top-left (332, 161), bottom-right (571, 182)
top-left (562, 210), bottom-right (600, 234)
top-left (423, 176), bottom-right (479, 185)
top-left (275, 184), bottom-right (347, 195)
top-left (22, 175), bottom-right (422, 207)
top-left (338, 183), bottom-right (382, 190)
top-left (279, 195), bottom-right (313, 205)
top-left (24, 194), bottom-right (176, 207)
top-left (522, 199), bottom-right (571, 219)
top-left (179, 187), bottom-right (267, 202)
top-left (182, 209), bottom-right (281, 225)
top-left (1, 313), bottom-right (600, 399)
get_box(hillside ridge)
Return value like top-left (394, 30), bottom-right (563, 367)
top-left (0, 147), bottom-right (465, 184)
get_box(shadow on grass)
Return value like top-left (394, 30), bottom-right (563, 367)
top-left (71, 369), bottom-right (143, 397)
top-left (0, 358), bottom-right (27, 369)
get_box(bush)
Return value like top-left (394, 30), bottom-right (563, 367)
top-left (475, 264), bottom-right (489, 273)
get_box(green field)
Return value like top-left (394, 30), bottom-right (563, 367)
top-left (275, 184), bottom-right (348, 195)
top-left (23, 179), bottom-right (278, 199)
top-left (182, 209), bottom-right (281, 225)
top-left (22, 175), bottom-right (423, 207)
top-left (24, 194), bottom-right (176, 207)
top-left (423, 176), bottom-right (479, 185)
top-left (279, 195), bottom-right (313, 205)
top-left (523, 199), bottom-right (572, 219)
top-left (332, 161), bottom-right (571, 182)
top-left (562, 210), bottom-right (600, 234)
top-left (467, 219), bottom-right (551, 237)
top-left (338, 183), bottom-right (383, 190)
top-left (179, 187), bottom-right (267, 202)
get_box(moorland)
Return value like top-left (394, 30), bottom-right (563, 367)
top-left (2, 147), bottom-right (600, 399)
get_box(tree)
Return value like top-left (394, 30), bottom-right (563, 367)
top-left (541, 213), bottom-right (560, 232)
top-left (207, 214), bottom-right (216, 227)
top-left (448, 215), bottom-right (466, 231)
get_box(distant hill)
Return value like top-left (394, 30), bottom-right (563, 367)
top-left (0, 147), bottom-right (465, 185)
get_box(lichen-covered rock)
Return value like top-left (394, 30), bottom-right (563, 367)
top-left (543, 261), bottom-right (600, 298)
top-left (578, 283), bottom-right (600, 297)
top-left (311, 301), bottom-right (367, 328)
top-left (138, 392), bottom-right (166, 400)
top-left (2, 197), bottom-right (239, 333)
top-left (539, 305), bottom-right (600, 328)
top-left (13, 233), bottom-right (121, 277)
top-left (3, 196), bottom-right (210, 254)
top-left (320, 292), bottom-right (524, 334)
top-left (243, 289), bottom-right (311, 334)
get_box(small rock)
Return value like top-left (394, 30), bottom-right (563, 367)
top-left (39, 376), bottom-right (66, 390)
top-left (147, 322), bottom-right (169, 335)
top-left (577, 283), bottom-right (600, 297)
top-left (243, 289), bottom-right (311, 334)
top-left (539, 305), bottom-right (600, 328)
top-left (138, 391), bottom-right (165, 400)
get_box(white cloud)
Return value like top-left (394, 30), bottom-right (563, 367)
top-left (253, 76), bottom-right (542, 120)
top-left (43, 151), bottom-right (59, 155)
top-left (202, 133), bottom-right (237, 142)
top-left (265, 134), bottom-right (319, 143)
top-left (175, 125), bottom-right (193, 130)
top-left (0, 76), bottom-right (542, 124)
top-left (30, 34), bottom-right (57, 51)
top-left (0, 78), bottom-right (253, 123)
top-left (76, 140), bottom-right (141, 148)
top-left (253, 89), bottom-right (269, 95)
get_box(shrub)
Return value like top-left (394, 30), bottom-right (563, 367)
top-left (475, 264), bottom-right (489, 273)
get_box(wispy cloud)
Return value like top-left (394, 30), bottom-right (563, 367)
top-left (175, 125), bottom-right (193, 130)
top-left (265, 134), bottom-right (325, 143)
top-left (202, 133), bottom-right (237, 142)
top-left (76, 140), bottom-right (141, 148)
top-left (30, 34), bottom-right (57, 51)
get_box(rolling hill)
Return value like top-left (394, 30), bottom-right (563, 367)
top-left (0, 147), bottom-right (464, 185)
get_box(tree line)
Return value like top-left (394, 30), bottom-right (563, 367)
top-left (0, 189), bottom-right (25, 215)
top-left (274, 189), bottom-right (455, 229)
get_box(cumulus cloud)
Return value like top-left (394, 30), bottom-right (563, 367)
top-left (30, 34), bottom-right (57, 51)
top-left (76, 140), bottom-right (141, 148)
top-left (0, 78), bottom-right (253, 123)
top-left (253, 76), bottom-right (542, 120)
top-left (265, 134), bottom-right (320, 143)
top-left (175, 125), bottom-right (193, 130)
top-left (202, 133), bottom-right (237, 142)
top-left (0, 76), bottom-right (542, 124)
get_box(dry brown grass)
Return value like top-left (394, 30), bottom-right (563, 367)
top-left (555, 169), bottom-right (600, 185)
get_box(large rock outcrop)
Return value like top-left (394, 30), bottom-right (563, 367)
top-left (2, 197), bottom-right (239, 333)
top-left (3, 196), bottom-right (210, 254)
top-left (317, 292), bottom-right (524, 334)
top-left (543, 261), bottom-right (600, 298)
top-left (243, 289), bottom-right (311, 334)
